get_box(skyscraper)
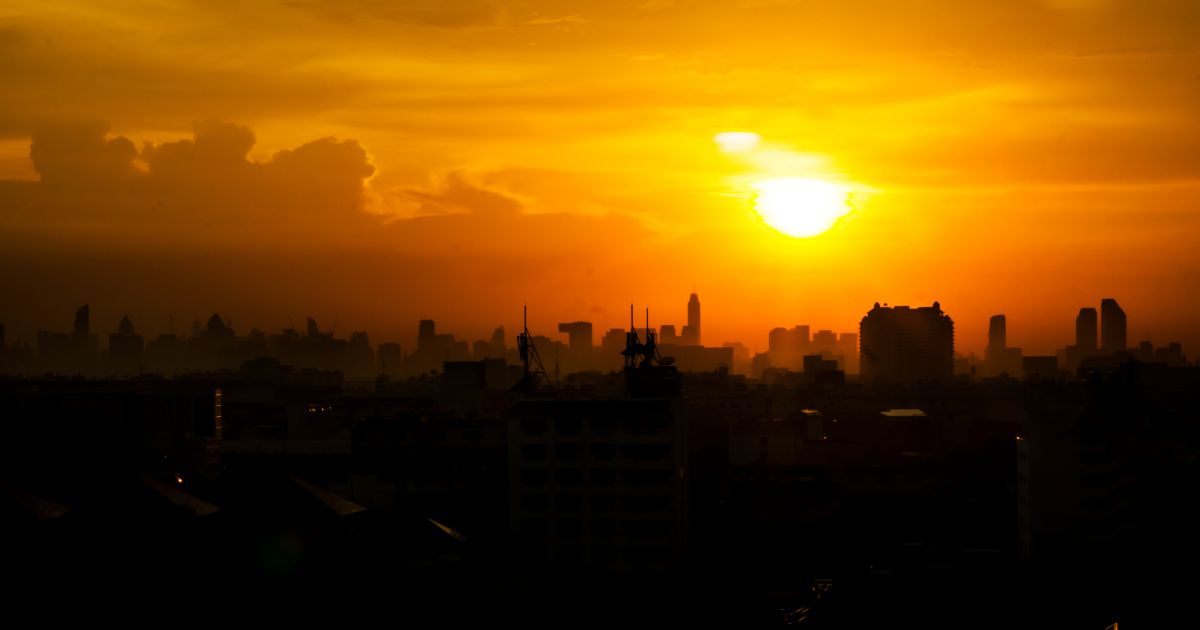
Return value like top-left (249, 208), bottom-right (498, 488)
top-left (680, 292), bottom-right (701, 346)
top-left (108, 315), bottom-right (144, 373)
top-left (988, 315), bottom-right (1006, 351)
top-left (1100, 298), bottom-right (1126, 354)
top-left (1075, 308), bottom-right (1098, 357)
top-left (557, 322), bottom-right (593, 354)
top-left (72, 304), bottom-right (89, 342)
top-left (859, 302), bottom-right (955, 384)
top-left (984, 314), bottom-right (1022, 378)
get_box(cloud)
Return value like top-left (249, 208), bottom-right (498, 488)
top-left (14, 119), bottom-right (375, 229)
top-left (286, 0), bottom-right (508, 29)
top-left (30, 121), bottom-right (139, 187)
top-left (404, 172), bottom-right (522, 216)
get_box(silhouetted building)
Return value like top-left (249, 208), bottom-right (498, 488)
top-left (508, 398), bottom-right (687, 575)
top-left (144, 333), bottom-right (185, 373)
top-left (767, 325), bottom-right (813, 371)
top-left (659, 344), bottom-right (734, 373)
top-left (1022, 356), bottom-right (1058, 380)
top-left (751, 351), bottom-right (771, 377)
top-left (812, 329), bottom-right (837, 354)
top-left (989, 314), bottom-right (1006, 350)
top-left (659, 324), bottom-right (678, 345)
top-left (1076, 308), bottom-right (1098, 357)
top-left (489, 326), bottom-right (506, 356)
top-left (802, 354), bottom-right (844, 385)
top-left (722, 341), bottom-right (750, 375)
top-left (1154, 342), bottom-right (1186, 366)
top-left (108, 315), bottom-right (144, 374)
top-left (859, 302), bottom-right (955, 384)
top-left (600, 328), bottom-right (626, 363)
top-left (72, 305), bottom-right (89, 345)
top-left (984, 314), bottom-right (1022, 378)
top-left (377, 342), bottom-right (402, 376)
top-left (680, 292), bottom-right (701, 346)
top-left (408, 319), bottom-right (469, 375)
top-left (837, 332), bottom-right (859, 374)
top-left (1100, 298), bottom-right (1126, 354)
top-left (557, 321), bottom-right (595, 373)
top-left (557, 321), bottom-right (593, 353)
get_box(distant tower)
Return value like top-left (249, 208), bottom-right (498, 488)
top-left (490, 326), bottom-right (505, 353)
top-left (117, 315), bottom-right (135, 336)
top-left (557, 322), bottom-right (594, 354)
top-left (73, 305), bottom-right (89, 342)
top-left (988, 315), bottom-right (1007, 352)
top-left (1100, 298), bottom-right (1127, 354)
top-left (681, 292), bottom-right (701, 346)
top-left (1075, 308), bottom-right (1098, 357)
top-left (418, 319), bottom-right (436, 349)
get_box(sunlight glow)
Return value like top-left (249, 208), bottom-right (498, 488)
top-left (751, 177), bottom-right (852, 238)
top-left (715, 131), bottom-right (761, 154)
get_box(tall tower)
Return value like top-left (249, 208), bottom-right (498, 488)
top-left (1075, 307), bottom-right (1098, 357)
top-left (681, 292), bottom-right (701, 346)
top-left (988, 315), bottom-right (1007, 352)
top-left (72, 304), bottom-right (89, 342)
top-left (1100, 298), bottom-right (1126, 354)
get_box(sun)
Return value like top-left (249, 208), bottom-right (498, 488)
top-left (751, 177), bottom-right (852, 238)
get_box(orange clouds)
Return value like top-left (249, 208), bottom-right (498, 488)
top-left (16, 120), bottom-right (375, 230)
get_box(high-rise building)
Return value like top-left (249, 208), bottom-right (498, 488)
top-left (988, 315), bottom-right (1007, 351)
top-left (558, 322), bottom-right (593, 354)
top-left (73, 304), bottom-right (89, 342)
top-left (558, 321), bottom-right (595, 373)
top-left (812, 329), bottom-right (837, 354)
top-left (108, 314), bottom-right (144, 373)
top-left (680, 293), bottom-right (701, 346)
top-left (984, 314), bottom-right (1022, 378)
top-left (859, 302), bottom-right (955, 384)
top-left (1075, 308), bottom-right (1098, 357)
top-left (837, 332), bottom-right (859, 374)
top-left (1100, 298), bottom-right (1126, 354)
top-left (508, 398), bottom-right (687, 575)
top-left (418, 319), bottom-right (436, 347)
top-left (489, 326), bottom-right (506, 357)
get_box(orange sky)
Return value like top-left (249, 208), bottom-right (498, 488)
top-left (1, 0), bottom-right (1198, 356)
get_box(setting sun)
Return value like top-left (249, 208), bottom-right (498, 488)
top-left (751, 177), bottom-right (852, 238)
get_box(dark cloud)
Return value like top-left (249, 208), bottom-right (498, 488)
top-left (13, 120), bottom-right (375, 229)
top-left (30, 121), bottom-right (139, 187)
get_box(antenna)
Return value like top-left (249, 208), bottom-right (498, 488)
top-left (515, 305), bottom-right (550, 393)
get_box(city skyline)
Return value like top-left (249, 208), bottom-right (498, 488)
top-left (3, 3), bottom-right (1199, 623)
top-left (0, 292), bottom-right (1186, 359)
top-left (3, 293), bottom-right (1187, 382)
top-left (3, 2), bottom-right (1200, 362)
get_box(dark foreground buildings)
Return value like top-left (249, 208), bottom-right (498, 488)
top-left (1, 301), bottom-right (1197, 627)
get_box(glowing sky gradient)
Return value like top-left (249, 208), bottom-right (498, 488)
top-left (1, 1), bottom-right (1198, 356)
